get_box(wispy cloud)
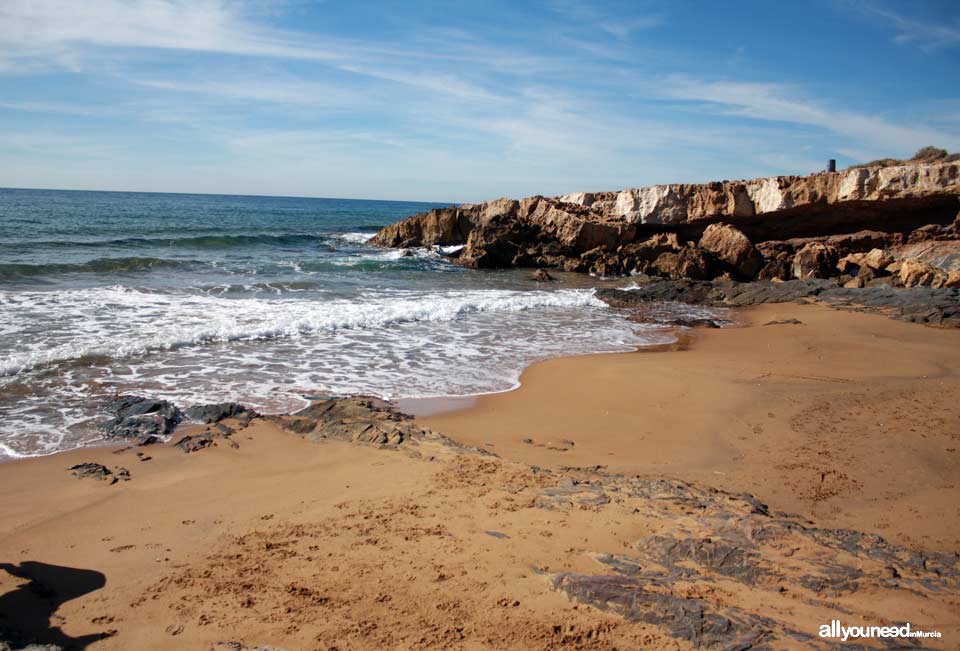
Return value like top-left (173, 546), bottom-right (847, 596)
top-left (132, 76), bottom-right (364, 108)
top-left (0, 0), bottom-right (340, 69)
top-left (547, 0), bottom-right (664, 39)
top-left (843, 1), bottom-right (960, 50)
top-left (657, 75), bottom-right (960, 156)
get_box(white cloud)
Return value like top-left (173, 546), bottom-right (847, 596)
top-left (657, 75), bottom-right (960, 157)
top-left (0, 0), bottom-right (341, 67)
top-left (133, 76), bottom-right (363, 107)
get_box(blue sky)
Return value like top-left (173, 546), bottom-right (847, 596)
top-left (1, 0), bottom-right (958, 202)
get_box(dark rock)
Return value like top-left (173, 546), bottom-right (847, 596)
top-left (597, 279), bottom-right (960, 327)
top-left (539, 468), bottom-right (959, 648)
top-left (664, 317), bottom-right (723, 328)
top-left (640, 535), bottom-right (762, 584)
top-left (68, 463), bottom-right (112, 481)
top-left (98, 395), bottom-right (181, 444)
top-left (457, 215), bottom-right (540, 269)
top-left (105, 395), bottom-right (179, 420)
top-left (174, 434), bottom-right (214, 453)
top-left (552, 574), bottom-right (775, 649)
top-left (184, 402), bottom-right (253, 424)
top-left (756, 253), bottom-right (792, 281)
top-left (531, 269), bottom-right (554, 282)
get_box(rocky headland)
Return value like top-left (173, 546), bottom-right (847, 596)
top-left (372, 151), bottom-right (960, 297)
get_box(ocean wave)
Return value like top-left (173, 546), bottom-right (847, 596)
top-left (332, 232), bottom-right (376, 244)
top-left (3, 232), bottom-right (373, 251)
top-left (0, 286), bottom-right (608, 377)
top-left (0, 257), bottom-right (206, 279)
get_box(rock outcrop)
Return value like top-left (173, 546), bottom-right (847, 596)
top-left (372, 159), bottom-right (960, 286)
top-left (598, 279), bottom-right (960, 327)
top-left (97, 395), bottom-right (182, 444)
top-left (544, 468), bottom-right (960, 650)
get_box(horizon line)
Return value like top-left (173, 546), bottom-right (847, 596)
top-left (0, 185), bottom-right (460, 206)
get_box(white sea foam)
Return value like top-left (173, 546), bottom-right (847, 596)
top-left (333, 231), bottom-right (375, 244)
top-left (0, 286), bottom-right (606, 377)
top-left (0, 282), bottom-right (734, 458)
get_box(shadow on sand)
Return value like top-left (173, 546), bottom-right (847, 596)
top-left (0, 561), bottom-right (111, 650)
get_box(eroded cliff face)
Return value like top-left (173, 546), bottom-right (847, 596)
top-left (370, 161), bottom-right (960, 285)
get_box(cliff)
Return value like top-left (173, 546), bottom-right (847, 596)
top-left (371, 160), bottom-right (960, 286)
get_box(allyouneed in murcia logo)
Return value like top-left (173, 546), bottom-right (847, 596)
top-left (819, 620), bottom-right (942, 642)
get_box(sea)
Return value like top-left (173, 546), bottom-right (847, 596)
top-left (0, 188), bottom-right (713, 459)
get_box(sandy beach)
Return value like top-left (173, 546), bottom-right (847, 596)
top-left (1, 302), bottom-right (959, 650)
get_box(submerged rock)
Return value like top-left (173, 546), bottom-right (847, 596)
top-left (531, 268), bottom-right (554, 282)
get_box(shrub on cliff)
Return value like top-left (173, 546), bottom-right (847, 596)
top-left (849, 145), bottom-right (955, 169)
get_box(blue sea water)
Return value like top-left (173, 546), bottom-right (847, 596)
top-left (0, 188), bottom-right (689, 458)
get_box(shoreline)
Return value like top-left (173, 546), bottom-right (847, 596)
top-left (1, 301), bottom-right (959, 649)
top-left (420, 301), bottom-right (960, 552)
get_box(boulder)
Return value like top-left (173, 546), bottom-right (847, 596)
top-left (698, 223), bottom-right (763, 279)
top-left (863, 248), bottom-right (894, 270)
top-left (652, 246), bottom-right (716, 280)
top-left (792, 243), bottom-right (840, 279)
top-left (898, 259), bottom-right (945, 287)
top-left (836, 253), bottom-right (864, 276)
top-left (756, 253), bottom-right (792, 281)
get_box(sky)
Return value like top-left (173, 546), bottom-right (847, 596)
top-left (1, 0), bottom-right (959, 202)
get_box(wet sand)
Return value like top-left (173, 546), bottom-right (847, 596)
top-left (1, 302), bottom-right (958, 649)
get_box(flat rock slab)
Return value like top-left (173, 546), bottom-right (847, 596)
top-left (598, 279), bottom-right (960, 327)
top-left (543, 470), bottom-right (958, 649)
